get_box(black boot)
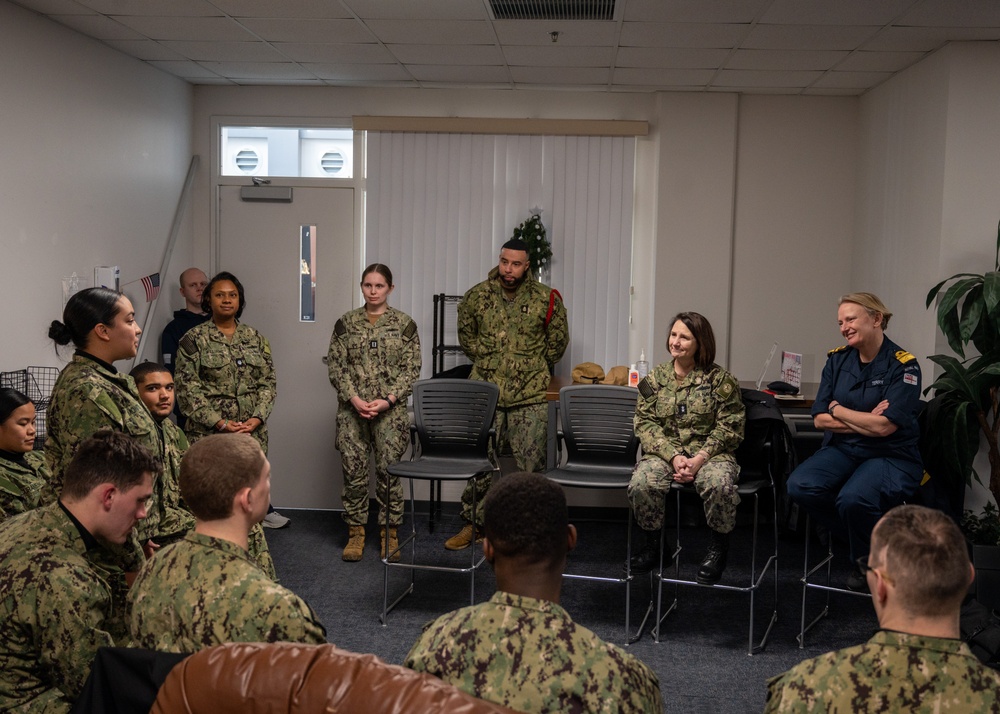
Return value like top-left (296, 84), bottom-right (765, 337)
top-left (696, 531), bottom-right (729, 585)
top-left (628, 531), bottom-right (662, 574)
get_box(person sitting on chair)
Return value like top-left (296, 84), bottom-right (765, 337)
top-left (404, 471), bottom-right (662, 713)
top-left (127, 433), bottom-right (326, 652)
top-left (765, 504), bottom-right (1000, 712)
top-left (627, 311), bottom-right (745, 584)
top-left (786, 292), bottom-right (923, 591)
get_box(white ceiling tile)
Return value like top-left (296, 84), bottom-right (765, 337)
top-left (199, 61), bottom-right (316, 79)
top-left (210, 0), bottom-right (353, 19)
top-left (613, 67), bottom-right (716, 85)
top-left (342, 0), bottom-right (486, 21)
top-left (708, 85), bottom-right (800, 94)
top-left (11, 0), bottom-right (94, 13)
top-left (624, 0), bottom-right (768, 23)
top-left (408, 64), bottom-right (510, 83)
top-left (160, 40), bottom-right (287, 62)
top-left (743, 24), bottom-right (878, 50)
top-left (863, 26), bottom-right (1000, 52)
top-left (898, 0), bottom-right (1000, 27)
top-left (619, 22), bottom-right (751, 48)
top-left (77, 0), bottom-right (220, 15)
top-left (836, 50), bottom-right (927, 72)
top-left (48, 13), bottom-right (144, 40)
top-left (802, 86), bottom-right (865, 95)
top-left (726, 48), bottom-right (849, 70)
top-left (365, 19), bottom-right (496, 44)
top-left (388, 44), bottom-right (503, 65)
top-left (147, 59), bottom-right (221, 78)
top-left (759, 0), bottom-right (915, 26)
top-left (615, 47), bottom-right (731, 68)
top-left (112, 15), bottom-right (258, 41)
top-left (812, 70), bottom-right (892, 89)
top-left (492, 20), bottom-right (618, 45)
top-left (103, 39), bottom-right (186, 60)
top-left (502, 44), bottom-right (613, 66)
top-left (238, 18), bottom-right (369, 43)
top-left (305, 63), bottom-right (411, 81)
top-left (509, 66), bottom-right (611, 84)
top-left (715, 68), bottom-right (824, 86)
top-left (274, 43), bottom-right (395, 64)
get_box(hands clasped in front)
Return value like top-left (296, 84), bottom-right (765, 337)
top-left (350, 395), bottom-right (392, 420)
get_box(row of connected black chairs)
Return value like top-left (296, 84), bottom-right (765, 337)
top-left (379, 378), bottom-right (794, 654)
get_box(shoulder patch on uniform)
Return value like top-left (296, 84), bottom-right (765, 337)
top-left (637, 376), bottom-right (655, 399)
top-left (828, 345), bottom-right (848, 355)
top-left (402, 320), bottom-right (417, 340)
top-left (715, 373), bottom-right (737, 400)
top-left (261, 338), bottom-right (271, 356)
top-left (334, 319), bottom-right (346, 337)
top-left (178, 333), bottom-right (196, 353)
top-left (894, 350), bottom-right (916, 364)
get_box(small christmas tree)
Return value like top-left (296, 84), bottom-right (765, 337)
top-left (511, 213), bottom-right (552, 279)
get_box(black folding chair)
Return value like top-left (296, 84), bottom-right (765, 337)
top-left (381, 379), bottom-right (499, 623)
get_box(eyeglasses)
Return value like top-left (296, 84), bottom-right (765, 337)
top-left (855, 556), bottom-right (893, 585)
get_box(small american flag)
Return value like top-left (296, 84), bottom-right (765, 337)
top-left (140, 273), bottom-right (160, 302)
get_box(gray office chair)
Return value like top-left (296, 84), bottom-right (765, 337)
top-left (653, 389), bottom-right (783, 655)
top-left (381, 378), bottom-right (499, 623)
top-left (544, 384), bottom-right (641, 644)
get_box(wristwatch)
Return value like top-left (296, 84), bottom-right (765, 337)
top-left (828, 403), bottom-right (837, 417)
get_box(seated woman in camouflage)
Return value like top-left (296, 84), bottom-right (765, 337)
top-left (627, 311), bottom-right (745, 585)
top-left (0, 388), bottom-right (48, 523)
top-left (174, 272), bottom-right (285, 528)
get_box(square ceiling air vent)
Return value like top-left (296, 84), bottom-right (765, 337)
top-left (489, 0), bottom-right (616, 21)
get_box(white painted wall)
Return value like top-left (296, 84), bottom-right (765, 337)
top-left (0, 2), bottom-right (193, 374)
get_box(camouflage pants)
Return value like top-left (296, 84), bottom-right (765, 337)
top-left (628, 454), bottom-right (740, 533)
top-left (248, 522), bottom-right (277, 580)
top-left (460, 403), bottom-right (546, 526)
top-left (336, 405), bottom-right (408, 527)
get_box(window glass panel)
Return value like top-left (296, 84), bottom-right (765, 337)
top-left (221, 127), bottom-right (353, 178)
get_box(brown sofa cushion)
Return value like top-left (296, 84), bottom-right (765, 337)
top-left (151, 642), bottom-right (520, 714)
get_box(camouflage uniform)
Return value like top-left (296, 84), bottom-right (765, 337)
top-left (157, 416), bottom-right (275, 579)
top-left (765, 629), bottom-right (1000, 713)
top-left (44, 353), bottom-right (170, 546)
top-left (457, 267), bottom-right (569, 524)
top-left (0, 451), bottom-right (47, 523)
top-left (175, 321), bottom-right (276, 453)
top-left (327, 306), bottom-right (420, 527)
top-left (127, 532), bottom-right (326, 653)
top-left (0, 503), bottom-right (127, 713)
top-left (629, 361), bottom-right (745, 533)
top-left (404, 590), bottom-right (662, 713)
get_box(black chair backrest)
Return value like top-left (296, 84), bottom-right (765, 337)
top-left (736, 388), bottom-right (790, 482)
top-left (559, 385), bottom-right (640, 467)
top-left (411, 379), bottom-right (499, 459)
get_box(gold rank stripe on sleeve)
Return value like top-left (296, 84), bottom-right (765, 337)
top-left (828, 345), bottom-right (848, 355)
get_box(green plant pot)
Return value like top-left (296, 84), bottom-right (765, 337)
top-left (973, 543), bottom-right (1000, 611)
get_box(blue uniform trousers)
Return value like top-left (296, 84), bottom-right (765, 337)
top-left (786, 445), bottom-right (922, 561)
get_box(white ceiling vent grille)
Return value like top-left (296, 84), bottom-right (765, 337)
top-left (235, 149), bottom-right (259, 173)
top-left (321, 151), bottom-right (345, 175)
top-left (489, 0), bottom-right (615, 20)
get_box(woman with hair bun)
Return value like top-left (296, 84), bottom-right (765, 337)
top-left (0, 388), bottom-right (48, 522)
top-left (45, 286), bottom-right (165, 555)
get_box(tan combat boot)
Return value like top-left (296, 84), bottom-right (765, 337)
top-left (444, 523), bottom-right (483, 551)
top-left (342, 525), bottom-right (365, 562)
top-left (381, 527), bottom-right (400, 562)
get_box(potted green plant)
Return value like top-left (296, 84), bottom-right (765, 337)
top-left (925, 220), bottom-right (1000, 608)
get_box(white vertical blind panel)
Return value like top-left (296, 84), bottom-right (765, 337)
top-left (366, 131), bottom-right (635, 379)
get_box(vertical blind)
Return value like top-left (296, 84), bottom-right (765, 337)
top-left (365, 131), bottom-right (636, 379)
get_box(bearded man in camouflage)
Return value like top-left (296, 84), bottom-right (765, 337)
top-left (766, 504), bottom-right (1000, 712)
top-left (447, 238), bottom-right (569, 550)
top-left (405, 472), bottom-right (662, 713)
top-left (127, 433), bottom-right (326, 652)
top-left (0, 431), bottom-right (156, 713)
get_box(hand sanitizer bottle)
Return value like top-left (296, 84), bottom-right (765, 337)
top-left (637, 349), bottom-right (649, 379)
top-left (628, 364), bottom-right (639, 388)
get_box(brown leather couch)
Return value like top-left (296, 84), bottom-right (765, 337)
top-left (151, 641), bottom-right (520, 713)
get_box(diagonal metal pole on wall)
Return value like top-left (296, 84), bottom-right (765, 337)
top-left (132, 155), bottom-right (200, 370)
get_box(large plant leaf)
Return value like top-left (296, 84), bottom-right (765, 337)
top-left (984, 269), bottom-right (1000, 313)
top-left (927, 354), bottom-right (982, 405)
top-left (958, 283), bottom-right (984, 345)
top-left (926, 273), bottom-right (981, 307)
top-left (937, 277), bottom-right (983, 356)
